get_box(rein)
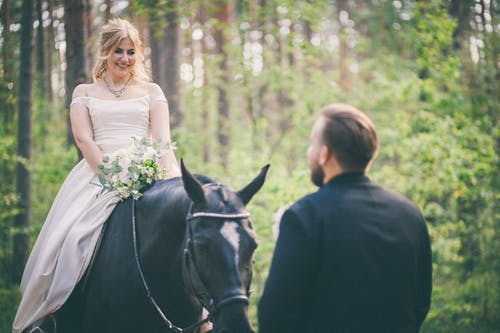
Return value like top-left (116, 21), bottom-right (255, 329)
top-left (132, 200), bottom-right (210, 333)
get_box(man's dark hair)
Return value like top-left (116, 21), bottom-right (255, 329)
top-left (320, 103), bottom-right (379, 172)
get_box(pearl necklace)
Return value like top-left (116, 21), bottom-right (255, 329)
top-left (103, 76), bottom-right (131, 98)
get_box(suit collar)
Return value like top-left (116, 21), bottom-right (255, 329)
top-left (323, 172), bottom-right (369, 187)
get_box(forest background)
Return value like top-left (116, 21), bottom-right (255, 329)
top-left (0, 0), bottom-right (498, 332)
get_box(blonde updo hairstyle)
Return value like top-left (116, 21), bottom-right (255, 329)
top-left (92, 18), bottom-right (150, 82)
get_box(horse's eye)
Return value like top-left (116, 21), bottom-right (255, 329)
top-left (192, 238), bottom-right (211, 249)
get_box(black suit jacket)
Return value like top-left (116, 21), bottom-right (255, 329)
top-left (258, 173), bottom-right (432, 333)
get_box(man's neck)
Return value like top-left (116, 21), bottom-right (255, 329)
top-left (322, 164), bottom-right (343, 184)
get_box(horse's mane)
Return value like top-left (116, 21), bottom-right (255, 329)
top-left (141, 174), bottom-right (218, 206)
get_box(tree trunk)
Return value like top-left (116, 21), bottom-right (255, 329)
top-left (46, 0), bottom-right (55, 101)
top-left (150, 32), bottom-right (161, 86)
top-left (148, 0), bottom-right (163, 89)
top-left (243, 0), bottom-right (259, 148)
top-left (257, 0), bottom-right (267, 103)
top-left (449, 0), bottom-right (473, 50)
top-left (213, 0), bottom-right (233, 169)
top-left (64, 0), bottom-right (88, 151)
top-left (128, 1), bottom-right (151, 72)
top-left (1, 0), bottom-right (16, 132)
top-left (199, 3), bottom-right (211, 163)
top-left (303, 0), bottom-right (312, 44)
top-left (85, 0), bottom-right (93, 77)
top-left (338, 0), bottom-right (352, 92)
top-left (163, 0), bottom-right (183, 127)
top-left (13, 0), bottom-right (35, 284)
top-left (275, 4), bottom-right (293, 134)
top-left (36, 0), bottom-right (46, 97)
top-left (256, 0), bottom-right (269, 131)
top-left (104, 0), bottom-right (113, 22)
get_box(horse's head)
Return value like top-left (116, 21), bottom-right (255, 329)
top-left (181, 160), bottom-right (269, 333)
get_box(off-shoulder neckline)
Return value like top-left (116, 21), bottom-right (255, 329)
top-left (77, 95), bottom-right (151, 102)
top-left (74, 95), bottom-right (166, 101)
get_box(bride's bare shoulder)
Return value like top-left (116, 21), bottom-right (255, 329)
top-left (72, 83), bottom-right (101, 97)
top-left (144, 82), bottom-right (165, 96)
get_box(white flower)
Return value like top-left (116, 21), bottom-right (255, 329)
top-left (97, 136), bottom-right (173, 200)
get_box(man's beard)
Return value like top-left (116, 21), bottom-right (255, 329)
top-left (310, 162), bottom-right (324, 187)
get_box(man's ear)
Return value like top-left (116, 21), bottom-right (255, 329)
top-left (319, 145), bottom-right (329, 166)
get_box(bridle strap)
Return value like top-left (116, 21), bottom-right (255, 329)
top-left (132, 200), bottom-right (210, 333)
top-left (187, 212), bottom-right (250, 220)
top-left (186, 202), bottom-right (250, 222)
top-left (186, 183), bottom-right (250, 221)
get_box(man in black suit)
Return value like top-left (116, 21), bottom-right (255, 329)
top-left (258, 103), bottom-right (432, 333)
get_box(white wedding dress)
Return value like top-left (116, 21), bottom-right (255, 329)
top-left (13, 95), bottom-right (180, 333)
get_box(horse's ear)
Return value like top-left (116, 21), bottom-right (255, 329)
top-left (237, 164), bottom-right (270, 205)
top-left (181, 159), bottom-right (206, 204)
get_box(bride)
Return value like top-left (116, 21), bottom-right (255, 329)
top-left (13, 18), bottom-right (185, 333)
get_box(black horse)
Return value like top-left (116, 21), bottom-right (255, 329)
top-left (55, 161), bottom-right (269, 333)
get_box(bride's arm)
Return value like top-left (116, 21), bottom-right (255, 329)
top-left (70, 84), bottom-right (104, 174)
top-left (149, 84), bottom-right (181, 178)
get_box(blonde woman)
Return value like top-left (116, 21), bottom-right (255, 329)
top-left (13, 19), bottom-right (181, 333)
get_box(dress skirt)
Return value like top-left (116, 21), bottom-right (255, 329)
top-left (12, 159), bottom-right (120, 333)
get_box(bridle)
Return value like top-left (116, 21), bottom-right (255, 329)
top-left (183, 202), bottom-right (252, 314)
top-left (131, 185), bottom-right (252, 333)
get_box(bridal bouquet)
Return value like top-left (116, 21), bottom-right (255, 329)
top-left (97, 136), bottom-right (173, 200)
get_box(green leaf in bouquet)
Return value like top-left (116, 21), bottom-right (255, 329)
top-left (98, 173), bottom-right (107, 186)
top-left (128, 165), bottom-right (139, 174)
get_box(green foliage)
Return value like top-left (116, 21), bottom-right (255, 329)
top-left (30, 99), bottom-right (78, 239)
top-left (0, 81), bottom-right (17, 134)
top-left (0, 135), bottom-right (19, 288)
top-left (375, 98), bottom-right (499, 332)
top-left (408, 1), bottom-right (458, 81)
top-left (423, 271), bottom-right (500, 333)
top-left (0, 75), bottom-right (19, 290)
top-left (0, 288), bottom-right (19, 333)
